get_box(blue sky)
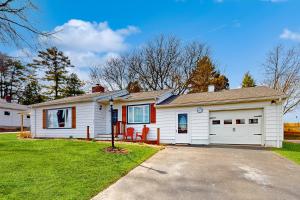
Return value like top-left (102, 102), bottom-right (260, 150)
top-left (5, 0), bottom-right (300, 121)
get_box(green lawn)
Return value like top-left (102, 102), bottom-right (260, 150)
top-left (0, 134), bottom-right (159, 200)
top-left (273, 142), bottom-right (300, 165)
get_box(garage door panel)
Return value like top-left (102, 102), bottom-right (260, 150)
top-left (209, 109), bottom-right (263, 145)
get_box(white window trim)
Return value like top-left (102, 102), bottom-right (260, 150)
top-left (127, 104), bottom-right (150, 124)
top-left (46, 107), bottom-right (72, 129)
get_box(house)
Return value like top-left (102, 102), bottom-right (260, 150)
top-left (0, 97), bottom-right (30, 132)
top-left (156, 86), bottom-right (285, 148)
top-left (30, 85), bottom-right (172, 140)
top-left (30, 85), bottom-right (285, 147)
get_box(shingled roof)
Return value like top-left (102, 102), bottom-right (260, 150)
top-left (0, 99), bottom-right (29, 110)
top-left (158, 86), bottom-right (285, 108)
top-left (31, 90), bottom-right (122, 108)
top-left (121, 89), bottom-right (173, 102)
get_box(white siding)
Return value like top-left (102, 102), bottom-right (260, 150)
top-left (157, 107), bottom-right (209, 144)
top-left (264, 103), bottom-right (283, 147)
top-left (31, 102), bottom-right (94, 138)
top-left (157, 101), bottom-right (284, 147)
top-left (0, 108), bottom-right (30, 128)
top-left (94, 103), bottom-right (107, 136)
top-left (103, 100), bottom-right (158, 140)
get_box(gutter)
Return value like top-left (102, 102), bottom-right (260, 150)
top-left (156, 95), bottom-right (286, 109)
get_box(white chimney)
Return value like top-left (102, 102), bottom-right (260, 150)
top-left (208, 85), bottom-right (215, 92)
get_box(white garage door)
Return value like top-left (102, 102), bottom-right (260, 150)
top-left (209, 109), bottom-right (263, 145)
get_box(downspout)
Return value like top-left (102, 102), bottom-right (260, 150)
top-left (276, 98), bottom-right (283, 148)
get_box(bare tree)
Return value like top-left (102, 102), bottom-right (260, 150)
top-left (0, 0), bottom-right (51, 48)
top-left (263, 44), bottom-right (300, 114)
top-left (89, 55), bottom-right (130, 91)
top-left (89, 35), bottom-right (210, 93)
top-left (173, 41), bottom-right (210, 94)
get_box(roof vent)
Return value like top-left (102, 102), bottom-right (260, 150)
top-left (208, 85), bottom-right (215, 92)
top-left (92, 84), bottom-right (105, 93)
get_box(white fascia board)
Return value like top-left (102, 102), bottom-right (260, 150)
top-left (94, 90), bottom-right (129, 101)
top-left (156, 89), bottom-right (175, 104)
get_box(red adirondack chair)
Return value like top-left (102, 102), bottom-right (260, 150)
top-left (124, 127), bottom-right (134, 141)
top-left (136, 125), bottom-right (149, 142)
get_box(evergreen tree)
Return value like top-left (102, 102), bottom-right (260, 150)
top-left (30, 47), bottom-right (74, 99)
top-left (19, 80), bottom-right (45, 105)
top-left (0, 53), bottom-right (27, 101)
top-left (63, 73), bottom-right (85, 97)
top-left (242, 71), bottom-right (256, 88)
top-left (189, 56), bottom-right (229, 93)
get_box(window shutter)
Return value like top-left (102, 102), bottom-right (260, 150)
top-left (42, 109), bottom-right (47, 129)
top-left (72, 107), bottom-right (76, 128)
top-left (150, 103), bottom-right (156, 123)
top-left (122, 105), bottom-right (127, 123)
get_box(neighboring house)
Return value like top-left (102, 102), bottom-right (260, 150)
top-left (0, 98), bottom-right (30, 132)
top-left (30, 85), bottom-right (285, 147)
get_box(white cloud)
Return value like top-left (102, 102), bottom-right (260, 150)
top-left (45, 19), bottom-right (139, 53)
top-left (280, 28), bottom-right (300, 42)
top-left (40, 19), bottom-right (140, 80)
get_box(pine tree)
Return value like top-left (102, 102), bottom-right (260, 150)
top-left (242, 71), bottom-right (256, 88)
top-left (19, 80), bottom-right (45, 105)
top-left (30, 47), bottom-right (74, 99)
top-left (189, 56), bottom-right (229, 93)
top-left (0, 53), bottom-right (27, 100)
top-left (63, 73), bottom-right (85, 97)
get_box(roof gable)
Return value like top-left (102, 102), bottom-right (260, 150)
top-left (119, 89), bottom-right (173, 102)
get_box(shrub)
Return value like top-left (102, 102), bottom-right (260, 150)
top-left (18, 131), bottom-right (32, 139)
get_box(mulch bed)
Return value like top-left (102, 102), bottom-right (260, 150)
top-left (104, 147), bottom-right (129, 154)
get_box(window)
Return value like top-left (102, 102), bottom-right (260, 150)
top-left (249, 118), bottom-right (259, 124)
top-left (236, 119), bottom-right (245, 124)
top-left (178, 113), bottom-right (188, 134)
top-left (127, 104), bottom-right (150, 124)
top-left (212, 120), bottom-right (221, 125)
top-left (27, 115), bottom-right (30, 119)
top-left (47, 108), bottom-right (72, 128)
top-left (4, 111), bottom-right (10, 116)
top-left (224, 119), bottom-right (232, 124)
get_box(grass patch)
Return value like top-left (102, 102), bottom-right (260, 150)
top-left (0, 134), bottom-right (159, 200)
top-left (273, 142), bottom-right (300, 165)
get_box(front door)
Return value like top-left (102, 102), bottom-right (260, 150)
top-left (176, 113), bottom-right (190, 143)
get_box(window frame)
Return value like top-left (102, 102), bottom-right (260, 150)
top-left (212, 120), bottom-right (221, 125)
top-left (127, 104), bottom-right (150, 124)
top-left (46, 107), bottom-right (73, 129)
top-left (224, 119), bottom-right (233, 125)
top-left (178, 113), bottom-right (188, 134)
top-left (236, 119), bottom-right (246, 125)
top-left (249, 118), bottom-right (259, 124)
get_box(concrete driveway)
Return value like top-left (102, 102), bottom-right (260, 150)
top-left (92, 145), bottom-right (300, 200)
